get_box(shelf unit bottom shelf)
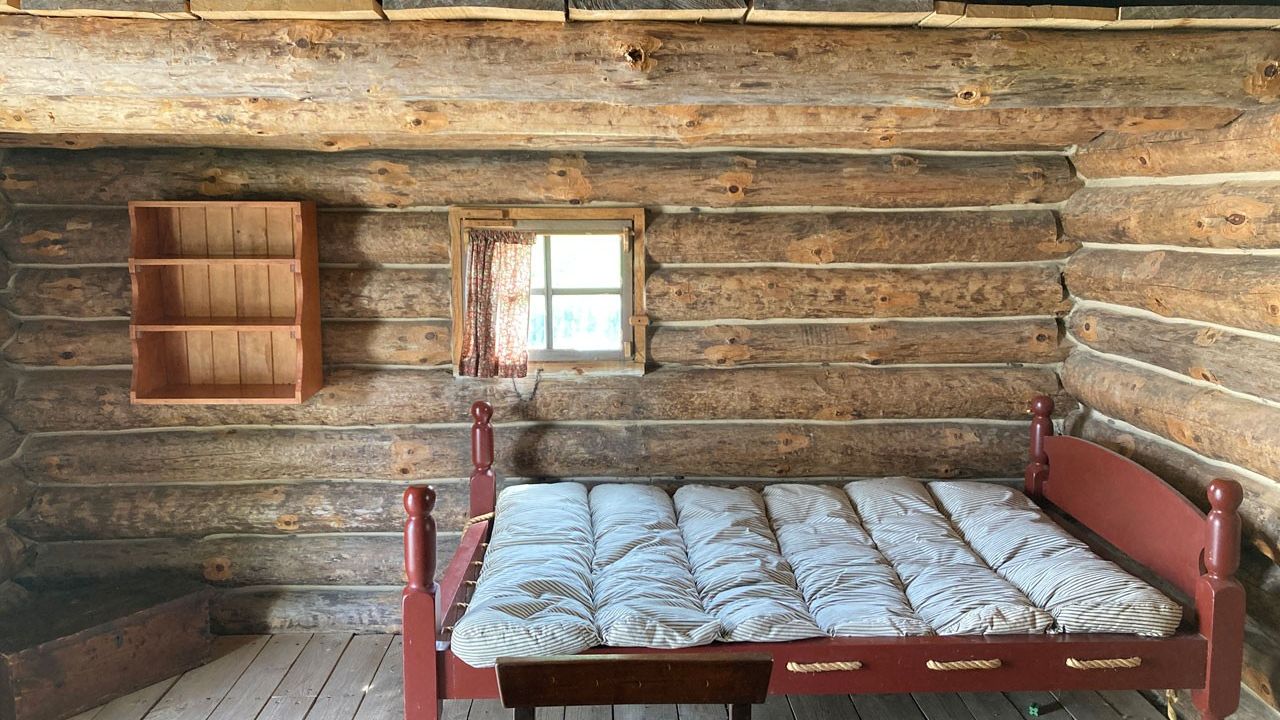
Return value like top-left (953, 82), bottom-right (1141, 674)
top-left (131, 383), bottom-right (301, 404)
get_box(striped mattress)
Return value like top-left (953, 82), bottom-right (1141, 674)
top-left (449, 479), bottom-right (1182, 668)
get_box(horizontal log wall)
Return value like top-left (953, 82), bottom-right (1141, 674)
top-left (0, 144), bottom-right (1069, 632)
top-left (1063, 110), bottom-right (1280, 717)
top-left (0, 19), bottom-right (1274, 152)
top-left (0, 181), bottom-right (31, 591)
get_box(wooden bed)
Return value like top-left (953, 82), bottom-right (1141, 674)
top-left (401, 396), bottom-right (1245, 720)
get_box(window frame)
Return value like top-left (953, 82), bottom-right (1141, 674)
top-left (449, 206), bottom-right (648, 375)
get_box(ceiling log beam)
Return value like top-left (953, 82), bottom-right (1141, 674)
top-left (0, 17), bottom-right (1277, 151)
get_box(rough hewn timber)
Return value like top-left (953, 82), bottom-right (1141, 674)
top-left (0, 422), bottom-right (19, 464)
top-left (649, 264), bottom-right (1067, 321)
top-left (13, 480), bottom-right (468, 541)
top-left (1075, 108), bottom-right (1280, 178)
top-left (5, 317), bottom-right (1057, 368)
top-left (0, 148), bottom-right (1080, 209)
top-left (2, 267), bottom-right (450, 319)
top-left (0, 475), bottom-right (31, 524)
top-left (0, 19), bottom-right (1266, 150)
top-left (1242, 620), bottom-right (1280, 714)
top-left (1061, 183), bottom-right (1280, 249)
top-left (21, 533), bottom-right (460, 587)
top-left (16, 0), bottom-right (193, 18)
top-left (188, 0), bottom-right (385, 19)
top-left (384, 0), bottom-right (563, 21)
top-left (16, 421), bottom-right (1030, 485)
top-left (1065, 248), bottom-right (1280, 334)
top-left (2, 365), bottom-right (1064, 432)
top-left (568, 0), bottom-right (745, 22)
top-left (1068, 306), bottom-right (1280, 403)
top-left (2, 113), bottom-right (1229, 154)
top-left (646, 209), bottom-right (1073, 264)
top-left (0, 206), bottom-right (1067, 265)
top-left (211, 587), bottom-right (401, 634)
top-left (0, 528), bottom-right (27, 585)
top-left (1069, 410), bottom-right (1280, 565)
top-left (0, 207), bottom-right (451, 265)
top-left (1113, 4), bottom-right (1280, 28)
top-left (649, 317), bottom-right (1063, 367)
top-left (3, 319), bottom-right (452, 367)
top-left (1061, 350), bottom-right (1280, 480)
top-left (745, 0), bottom-right (930, 26)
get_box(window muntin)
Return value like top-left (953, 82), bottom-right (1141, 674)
top-left (527, 233), bottom-right (627, 357)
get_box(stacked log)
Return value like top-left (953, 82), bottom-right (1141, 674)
top-left (0, 140), bottom-right (1069, 631)
top-left (0, 249), bottom-right (29, 589)
top-left (1065, 107), bottom-right (1280, 716)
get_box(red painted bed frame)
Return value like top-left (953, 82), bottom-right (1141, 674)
top-left (403, 396), bottom-right (1245, 720)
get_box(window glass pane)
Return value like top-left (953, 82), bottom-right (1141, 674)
top-left (529, 235), bottom-right (546, 291)
top-left (551, 294), bottom-right (621, 351)
top-left (549, 234), bottom-right (622, 290)
top-left (527, 295), bottom-right (548, 350)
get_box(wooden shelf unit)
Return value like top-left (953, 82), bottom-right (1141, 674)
top-left (128, 200), bottom-right (322, 405)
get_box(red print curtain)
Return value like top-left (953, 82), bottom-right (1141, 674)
top-left (459, 228), bottom-right (537, 378)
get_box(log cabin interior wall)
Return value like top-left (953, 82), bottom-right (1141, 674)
top-left (0, 145), bottom-right (1075, 631)
top-left (1, 16), bottom-right (1279, 719)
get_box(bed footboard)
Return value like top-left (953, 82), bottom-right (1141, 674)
top-left (1025, 395), bottom-right (1245, 720)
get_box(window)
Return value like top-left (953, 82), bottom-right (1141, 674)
top-left (450, 207), bottom-right (647, 375)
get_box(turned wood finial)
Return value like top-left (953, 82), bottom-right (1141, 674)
top-left (1205, 478), bottom-right (1243, 580)
top-left (471, 401), bottom-right (494, 472)
top-left (404, 485), bottom-right (437, 593)
top-left (1024, 395), bottom-right (1054, 497)
top-left (469, 400), bottom-right (498, 517)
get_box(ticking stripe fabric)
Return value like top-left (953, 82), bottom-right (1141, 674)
top-left (450, 483), bottom-right (599, 668)
top-left (763, 484), bottom-right (931, 637)
top-left (453, 479), bottom-right (1180, 665)
top-left (845, 478), bottom-right (1054, 635)
top-left (929, 481), bottom-right (1182, 637)
top-left (589, 484), bottom-right (721, 648)
top-left (674, 485), bottom-right (824, 642)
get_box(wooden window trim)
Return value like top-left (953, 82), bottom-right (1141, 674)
top-left (449, 206), bottom-right (648, 376)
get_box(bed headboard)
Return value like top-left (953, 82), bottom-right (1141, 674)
top-left (1024, 396), bottom-right (1221, 600)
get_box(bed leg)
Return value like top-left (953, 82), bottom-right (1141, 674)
top-left (1192, 479), bottom-right (1245, 720)
top-left (729, 703), bottom-right (752, 720)
top-left (404, 486), bottom-right (442, 720)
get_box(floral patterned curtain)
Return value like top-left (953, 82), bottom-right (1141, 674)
top-left (459, 228), bottom-right (537, 378)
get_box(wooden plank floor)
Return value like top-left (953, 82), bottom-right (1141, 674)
top-left (72, 634), bottom-right (1172, 720)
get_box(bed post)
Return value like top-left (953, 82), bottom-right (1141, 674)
top-left (1024, 395), bottom-right (1053, 498)
top-left (404, 486), bottom-right (441, 720)
top-left (1192, 479), bottom-right (1245, 720)
top-left (470, 401), bottom-right (498, 517)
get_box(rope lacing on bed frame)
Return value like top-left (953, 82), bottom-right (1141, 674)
top-left (1065, 657), bottom-right (1142, 670)
top-left (925, 659), bottom-right (1002, 671)
top-left (785, 661), bottom-right (862, 673)
top-left (465, 512), bottom-right (495, 527)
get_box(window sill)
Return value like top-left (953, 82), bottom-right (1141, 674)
top-left (453, 359), bottom-right (645, 378)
